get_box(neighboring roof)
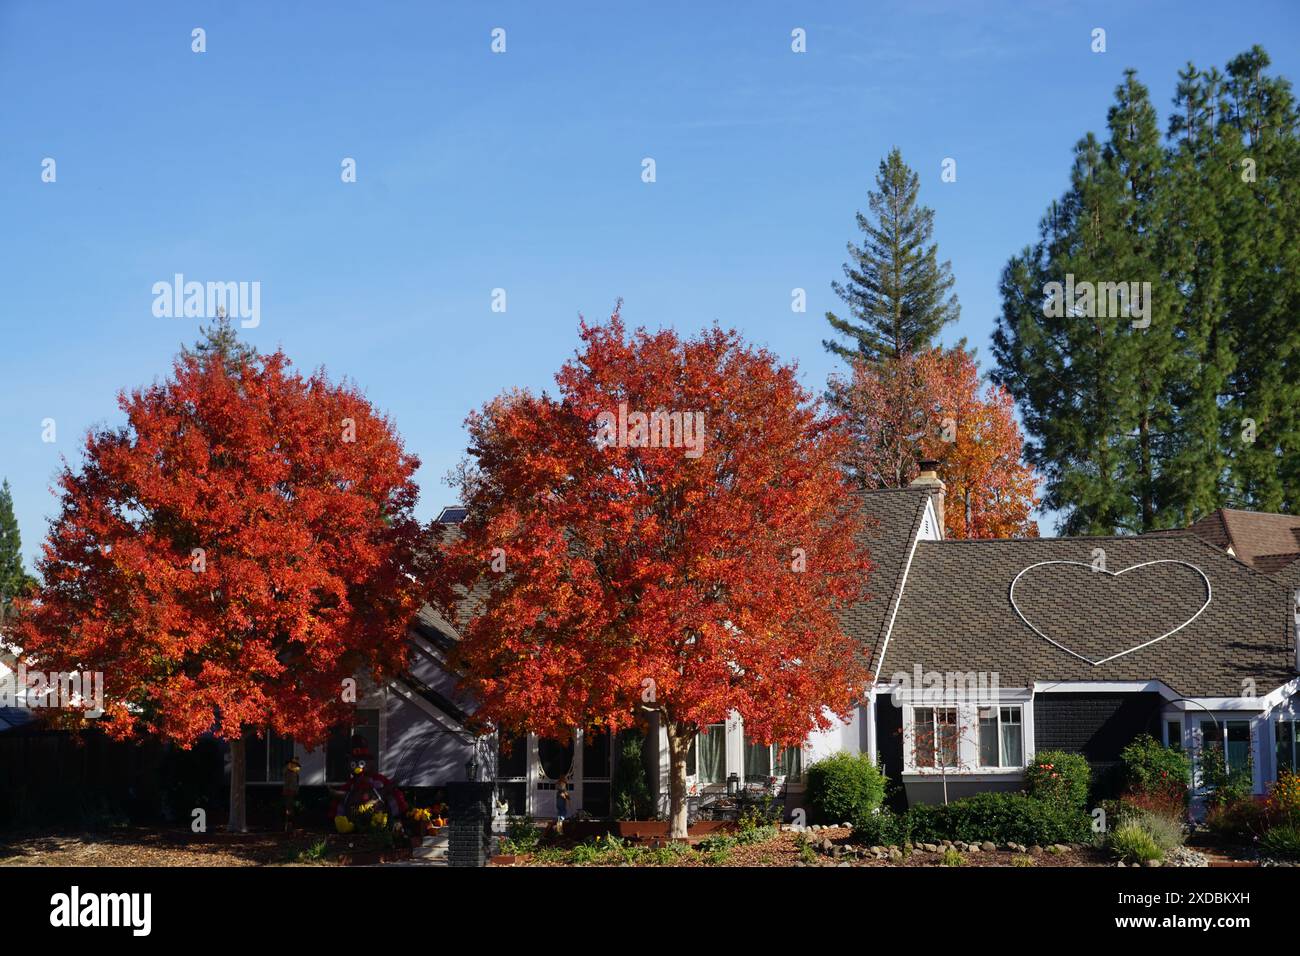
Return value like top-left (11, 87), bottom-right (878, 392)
top-left (1186, 508), bottom-right (1300, 574)
top-left (838, 487), bottom-right (934, 671)
top-left (880, 533), bottom-right (1295, 698)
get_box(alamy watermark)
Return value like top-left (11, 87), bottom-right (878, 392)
top-left (1042, 273), bottom-right (1151, 328)
top-left (1, 664), bottom-right (104, 717)
top-left (595, 403), bottom-right (706, 459)
top-left (888, 664), bottom-right (1002, 706)
top-left (152, 273), bottom-right (261, 328)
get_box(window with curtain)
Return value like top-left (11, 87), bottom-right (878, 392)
top-left (914, 707), bottom-right (958, 768)
top-left (1000, 706), bottom-right (1023, 766)
top-left (743, 735), bottom-right (771, 783)
top-left (977, 706), bottom-right (1023, 767)
top-left (697, 724), bottom-right (726, 784)
top-left (915, 707), bottom-right (936, 767)
top-left (978, 708), bottom-right (999, 767)
top-left (1277, 720), bottom-right (1299, 774)
top-left (775, 745), bottom-right (802, 781)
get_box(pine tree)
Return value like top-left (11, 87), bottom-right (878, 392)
top-left (1217, 48), bottom-right (1300, 512)
top-left (0, 479), bottom-right (34, 625)
top-left (181, 310), bottom-right (258, 373)
top-left (994, 49), bottom-right (1300, 533)
top-left (824, 148), bottom-right (960, 363)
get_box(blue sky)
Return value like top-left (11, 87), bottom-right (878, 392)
top-left (3, 0), bottom-right (1298, 568)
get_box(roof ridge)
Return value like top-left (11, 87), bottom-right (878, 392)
top-left (918, 532), bottom-right (1203, 544)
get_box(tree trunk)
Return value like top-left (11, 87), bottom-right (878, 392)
top-left (227, 735), bottom-right (248, 833)
top-left (665, 722), bottom-right (691, 839)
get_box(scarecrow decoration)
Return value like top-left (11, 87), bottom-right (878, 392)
top-left (331, 734), bottom-right (408, 834)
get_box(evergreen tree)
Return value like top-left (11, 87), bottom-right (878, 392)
top-left (824, 148), bottom-right (960, 363)
top-left (181, 310), bottom-right (258, 373)
top-left (994, 50), bottom-right (1300, 533)
top-left (0, 479), bottom-right (34, 625)
top-left (1217, 48), bottom-right (1300, 512)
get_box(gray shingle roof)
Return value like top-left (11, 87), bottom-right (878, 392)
top-left (878, 533), bottom-right (1296, 698)
top-left (837, 488), bottom-right (934, 669)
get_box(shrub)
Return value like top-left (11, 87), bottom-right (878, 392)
top-left (500, 815), bottom-right (541, 854)
top-left (1120, 734), bottom-right (1192, 804)
top-left (805, 752), bottom-right (886, 825)
top-left (1108, 818), bottom-right (1163, 863)
top-left (1200, 742), bottom-right (1253, 808)
top-left (1266, 771), bottom-right (1300, 827)
top-left (1204, 797), bottom-right (1268, 840)
top-left (1119, 807), bottom-right (1183, 853)
top-left (612, 730), bottom-right (655, 820)
top-left (1260, 824), bottom-right (1300, 859)
top-left (941, 847), bottom-right (965, 866)
top-left (1024, 750), bottom-right (1091, 810)
top-left (735, 805), bottom-right (778, 845)
top-left (852, 807), bottom-right (908, 847)
top-left (1010, 854), bottom-right (1035, 867)
top-left (1120, 786), bottom-right (1187, 823)
top-left (904, 791), bottom-right (1090, 846)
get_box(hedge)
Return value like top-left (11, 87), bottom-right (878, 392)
top-left (853, 791), bottom-right (1091, 847)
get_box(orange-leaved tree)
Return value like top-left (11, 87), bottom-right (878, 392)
top-left (15, 341), bottom-right (423, 831)
top-left (830, 346), bottom-right (1039, 538)
top-left (430, 311), bottom-right (874, 837)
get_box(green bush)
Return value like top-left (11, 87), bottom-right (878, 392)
top-left (1120, 735), bottom-right (1191, 802)
top-left (500, 815), bottom-right (541, 854)
top-left (735, 805), bottom-right (778, 845)
top-left (1260, 824), bottom-right (1300, 858)
top-left (852, 807), bottom-right (908, 847)
top-left (805, 752), bottom-right (886, 825)
top-left (1024, 750), bottom-right (1092, 809)
top-left (1108, 818), bottom-right (1163, 863)
top-left (1200, 742), bottom-right (1254, 808)
top-left (904, 791), bottom-right (1090, 846)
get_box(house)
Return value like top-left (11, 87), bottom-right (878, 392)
top-left (253, 484), bottom-right (1300, 820)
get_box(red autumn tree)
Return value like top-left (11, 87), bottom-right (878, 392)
top-left (431, 311), bottom-right (873, 837)
top-left (830, 346), bottom-right (1039, 538)
top-left (15, 338), bottom-right (423, 831)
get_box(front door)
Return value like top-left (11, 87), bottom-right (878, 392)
top-left (534, 736), bottom-right (574, 817)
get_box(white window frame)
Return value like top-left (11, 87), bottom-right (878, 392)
top-left (1276, 717), bottom-right (1299, 777)
top-left (897, 691), bottom-right (1035, 775)
top-left (977, 704), bottom-right (1025, 769)
top-left (913, 705), bottom-right (960, 769)
top-left (1164, 717), bottom-right (1183, 750)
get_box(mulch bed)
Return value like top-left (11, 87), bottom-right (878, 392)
top-left (513, 826), bottom-right (1128, 867)
top-left (0, 826), bottom-right (348, 867)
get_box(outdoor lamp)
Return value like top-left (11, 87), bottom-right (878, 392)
top-left (727, 773), bottom-right (739, 797)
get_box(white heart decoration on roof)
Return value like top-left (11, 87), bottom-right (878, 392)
top-left (1008, 560), bottom-right (1212, 666)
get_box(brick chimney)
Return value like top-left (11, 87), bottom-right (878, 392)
top-left (909, 459), bottom-right (946, 538)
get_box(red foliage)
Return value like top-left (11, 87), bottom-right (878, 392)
top-left (15, 350), bottom-right (423, 748)
top-left (430, 311), bottom-right (874, 749)
top-left (830, 347), bottom-right (1039, 538)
